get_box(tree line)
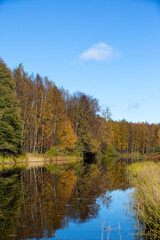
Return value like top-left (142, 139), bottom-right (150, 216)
top-left (0, 59), bottom-right (160, 155)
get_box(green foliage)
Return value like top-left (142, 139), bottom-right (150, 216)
top-left (45, 141), bottom-right (83, 158)
top-left (0, 59), bottom-right (23, 155)
top-left (45, 146), bottom-right (66, 156)
top-left (0, 170), bottom-right (22, 239)
top-left (104, 145), bottom-right (117, 156)
top-left (45, 146), bottom-right (57, 156)
top-left (0, 153), bottom-right (27, 165)
top-left (0, 155), bottom-right (14, 164)
top-left (69, 140), bottom-right (83, 157)
top-left (102, 156), bottom-right (118, 169)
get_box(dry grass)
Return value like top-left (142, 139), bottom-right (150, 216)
top-left (143, 153), bottom-right (160, 162)
top-left (128, 161), bottom-right (160, 239)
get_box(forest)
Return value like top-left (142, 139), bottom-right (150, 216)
top-left (1, 58), bottom-right (160, 157)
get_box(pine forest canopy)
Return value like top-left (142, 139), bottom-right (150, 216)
top-left (0, 59), bottom-right (22, 155)
top-left (1, 58), bottom-right (160, 156)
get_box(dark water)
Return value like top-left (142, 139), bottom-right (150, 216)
top-left (0, 157), bottom-right (143, 240)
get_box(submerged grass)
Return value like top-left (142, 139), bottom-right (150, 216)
top-left (128, 161), bottom-right (160, 239)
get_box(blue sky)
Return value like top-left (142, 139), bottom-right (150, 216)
top-left (0, 0), bottom-right (160, 123)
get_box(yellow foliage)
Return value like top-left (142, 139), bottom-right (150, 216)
top-left (58, 119), bottom-right (77, 150)
top-left (57, 169), bottom-right (77, 199)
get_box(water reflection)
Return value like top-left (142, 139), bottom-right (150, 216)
top-left (0, 158), bottom-right (141, 240)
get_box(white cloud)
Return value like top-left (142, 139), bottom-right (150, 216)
top-left (79, 42), bottom-right (121, 62)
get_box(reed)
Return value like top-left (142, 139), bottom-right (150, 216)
top-left (128, 161), bottom-right (160, 239)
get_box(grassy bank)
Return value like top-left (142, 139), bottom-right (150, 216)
top-left (128, 161), bottom-right (160, 239)
top-left (0, 152), bottom-right (82, 165)
top-left (0, 154), bottom-right (27, 164)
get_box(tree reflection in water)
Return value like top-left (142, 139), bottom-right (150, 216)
top-left (0, 159), bottom-right (130, 240)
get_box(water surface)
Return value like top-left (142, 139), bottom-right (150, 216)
top-left (0, 157), bottom-right (143, 240)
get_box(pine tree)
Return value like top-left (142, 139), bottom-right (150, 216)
top-left (0, 59), bottom-right (23, 155)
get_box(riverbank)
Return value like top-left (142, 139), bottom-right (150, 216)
top-left (0, 151), bottom-right (157, 165)
top-left (128, 160), bottom-right (160, 239)
top-left (0, 153), bottom-right (83, 166)
top-left (0, 154), bottom-right (27, 164)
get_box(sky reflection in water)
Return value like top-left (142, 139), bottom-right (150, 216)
top-left (55, 189), bottom-right (135, 240)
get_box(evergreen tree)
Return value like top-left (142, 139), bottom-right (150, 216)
top-left (0, 59), bottom-right (23, 155)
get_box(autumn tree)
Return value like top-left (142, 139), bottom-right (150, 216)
top-left (67, 92), bottom-right (101, 153)
top-left (0, 59), bottom-right (22, 155)
top-left (97, 109), bottom-right (113, 153)
top-left (42, 82), bottom-right (76, 152)
top-left (3, 60), bottom-right (159, 155)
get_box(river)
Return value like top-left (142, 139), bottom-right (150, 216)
top-left (0, 157), bottom-right (144, 240)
